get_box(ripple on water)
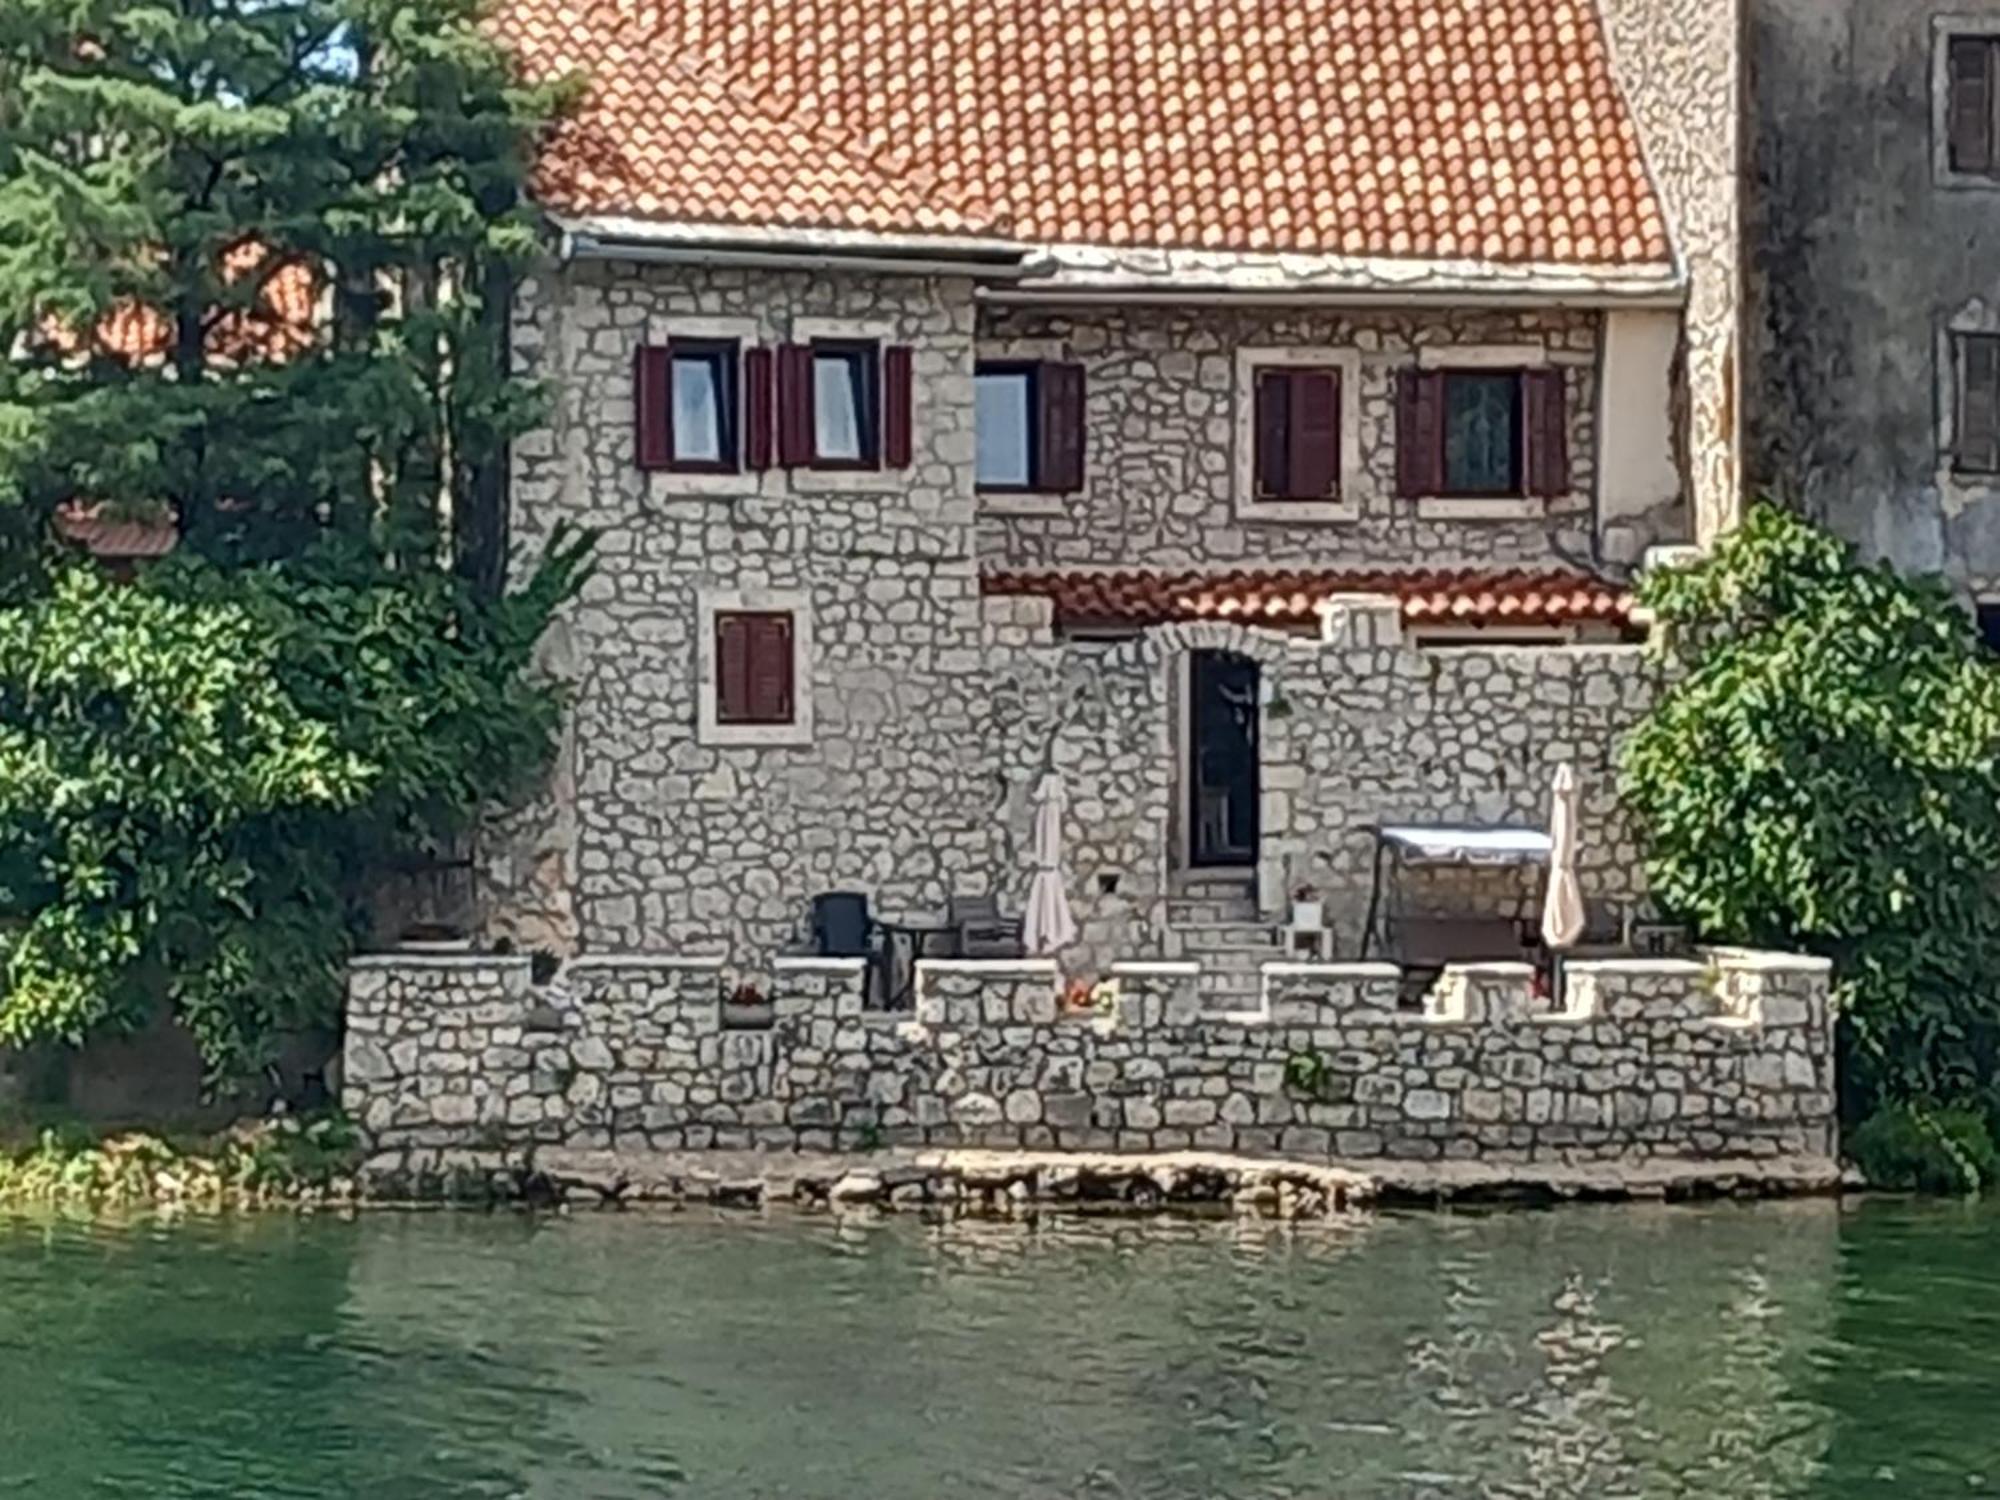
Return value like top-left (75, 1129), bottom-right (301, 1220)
top-left (0, 1200), bottom-right (1998, 1498)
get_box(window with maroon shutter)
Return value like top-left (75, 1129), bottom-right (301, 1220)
top-left (1250, 367), bottom-right (1341, 501)
top-left (1523, 368), bottom-right (1571, 496)
top-left (1957, 333), bottom-right (2000, 474)
top-left (974, 360), bottom-right (1086, 493)
top-left (635, 340), bottom-right (745, 473)
top-left (1396, 370), bottom-right (1447, 497)
top-left (1949, 37), bottom-right (2000, 176)
top-left (1399, 368), bottom-right (1564, 499)
top-left (714, 610), bottom-right (795, 725)
top-left (882, 344), bottom-right (913, 468)
top-left (743, 346), bottom-right (775, 470)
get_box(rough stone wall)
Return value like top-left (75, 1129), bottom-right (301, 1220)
top-left (977, 304), bottom-right (1602, 570)
top-left (343, 949), bottom-right (1837, 1167)
top-left (986, 612), bottom-right (1660, 974)
top-left (491, 258), bottom-right (1011, 957)
top-left (1597, 0), bottom-right (1745, 546)
top-left (1744, 0), bottom-right (2000, 588)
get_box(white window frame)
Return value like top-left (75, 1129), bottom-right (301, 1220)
top-left (789, 316), bottom-right (896, 493)
top-left (1937, 297), bottom-right (2000, 511)
top-left (1232, 345), bottom-right (1363, 524)
top-left (642, 315), bottom-right (763, 497)
top-left (695, 587), bottom-right (815, 747)
top-left (1932, 16), bottom-right (2000, 190)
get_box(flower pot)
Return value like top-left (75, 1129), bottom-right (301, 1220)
top-left (722, 1001), bottom-right (775, 1030)
top-left (1290, 900), bottom-right (1323, 931)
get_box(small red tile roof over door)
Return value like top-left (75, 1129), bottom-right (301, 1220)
top-left (494, 0), bottom-right (1673, 269)
top-left (981, 567), bottom-right (1639, 632)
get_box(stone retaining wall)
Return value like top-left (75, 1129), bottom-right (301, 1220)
top-left (344, 948), bottom-right (1836, 1176)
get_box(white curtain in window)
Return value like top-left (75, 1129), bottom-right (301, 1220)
top-left (672, 357), bottom-right (721, 460)
top-left (814, 354), bottom-right (862, 459)
top-left (975, 372), bottom-right (1032, 486)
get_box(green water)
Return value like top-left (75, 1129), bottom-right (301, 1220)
top-left (0, 1200), bottom-right (1994, 1499)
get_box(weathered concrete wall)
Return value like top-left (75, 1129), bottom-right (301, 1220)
top-left (342, 948), bottom-right (1837, 1170)
top-left (1598, 0), bottom-right (1744, 546)
top-left (976, 304), bottom-right (1602, 570)
top-left (1745, 0), bottom-right (2000, 587)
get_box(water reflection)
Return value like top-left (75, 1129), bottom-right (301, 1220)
top-left (0, 1199), bottom-right (1994, 1498)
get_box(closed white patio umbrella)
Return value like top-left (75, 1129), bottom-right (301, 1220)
top-left (1023, 771), bottom-right (1079, 956)
top-left (1541, 762), bottom-right (1586, 953)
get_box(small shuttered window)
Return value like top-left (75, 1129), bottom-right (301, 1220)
top-left (974, 360), bottom-right (1087, 493)
top-left (1250, 366), bottom-right (1340, 500)
top-left (1395, 367), bottom-right (1569, 499)
top-left (772, 340), bottom-right (917, 471)
top-left (1957, 333), bottom-right (2000, 474)
top-left (1950, 37), bottom-right (2000, 177)
top-left (714, 610), bottom-right (795, 725)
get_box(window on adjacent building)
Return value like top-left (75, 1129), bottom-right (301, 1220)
top-left (714, 610), bottom-right (795, 725)
top-left (1956, 333), bottom-right (2000, 474)
top-left (1949, 36), bottom-right (2000, 176)
top-left (810, 341), bottom-right (878, 466)
top-left (974, 360), bottom-right (1086, 492)
top-left (1978, 601), bottom-right (2000, 655)
top-left (1396, 368), bottom-right (1569, 499)
top-left (1251, 366), bottom-right (1341, 501)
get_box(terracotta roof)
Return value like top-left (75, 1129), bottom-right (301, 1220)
top-left (53, 502), bottom-right (179, 560)
top-left (498, 0), bottom-right (1672, 268)
top-left (38, 244), bottom-right (318, 365)
top-left (982, 567), bottom-right (1638, 632)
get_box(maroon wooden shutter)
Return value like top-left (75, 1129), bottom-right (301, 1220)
top-left (1961, 336), bottom-right (2000, 472)
top-left (1253, 369), bottom-right (1290, 497)
top-left (747, 613), bottom-right (795, 723)
top-left (716, 612), bottom-right (752, 721)
top-left (1036, 361), bottom-right (1086, 493)
top-left (1523, 368), bottom-right (1570, 497)
top-left (776, 344), bottom-right (814, 466)
top-left (1287, 369), bottom-right (1340, 499)
top-left (634, 344), bottom-right (671, 469)
top-left (744, 346), bottom-right (775, 470)
top-left (1951, 38), bottom-right (1995, 174)
top-left (1395, 370), bottom-right (1446, 497)
top-left (882, 344), bottom-right (914, 468)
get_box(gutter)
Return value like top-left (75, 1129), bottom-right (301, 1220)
top-left (980, 283), bottom-right (1688, 311)
top-left (561, 225), bottom-right (1039, 281)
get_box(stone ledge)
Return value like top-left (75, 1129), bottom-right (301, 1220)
top-left (350, 952), bottom-right (532, 972)
top-left (352, 1145), bottom-right (1848, 1217)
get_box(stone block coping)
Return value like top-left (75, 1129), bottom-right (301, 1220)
top-left (566, 953), bottom-right (727, 971)
top-left (770, 956), bottom-right (871, 974)
top-left (350, 952), bottom-right (530, 972)
top-left (1565, 957), bottom-right (1709, 976)
top-left (1705, 947), bottom-right (1835, 975)
top-left (1109, 961), bottom-right (1201, 977)
top-left (1260, 961), bottom-right (1402, 979)
top-left (917, 958), bottom-right (1061, 975)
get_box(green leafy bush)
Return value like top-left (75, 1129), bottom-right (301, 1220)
top-left (0, 1112), bottom-right (365, 1206)
top-left (1847, 1104), bottom-right (2000, 1195)
top-left (0, 535), bottom-right (588, 1077)
top-left (1622, 503), bottom-right (2000, 1118)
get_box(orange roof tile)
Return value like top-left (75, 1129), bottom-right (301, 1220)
top-left (982, 567), bottom-right (1638, 632)
top-left (498, 0), bottom-right (1672, 267)
top-left (39, 243), bottom-right (319, 366)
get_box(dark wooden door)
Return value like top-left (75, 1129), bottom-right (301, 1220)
top-left (1188, 650), bottom-right (1260, 867)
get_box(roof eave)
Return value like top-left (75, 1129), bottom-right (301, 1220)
top-left (986, 243), bottom-right (1687, 309)
top-left (557, 213), bottom-right (1040, 278)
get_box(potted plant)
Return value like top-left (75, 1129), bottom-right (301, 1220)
top-left (721, 980), bottom-right (774, 1030)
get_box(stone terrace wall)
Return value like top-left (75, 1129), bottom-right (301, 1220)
top-left (345, 949), bottom-right (1836, 1172)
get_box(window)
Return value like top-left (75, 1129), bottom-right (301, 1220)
top-left (1978, 601), bottom-right (2000, 655)
top-left (714, 610), bottom-right (794, 725)
top-left (810, 341), bottom-right (878, 466)
top-left (1949, 35), bottom-right (2000, 176)
top-left (1251, 366), bottom-right (1341, 500)
top-left (667, 339), bottom-right (737, 470)
top-left (1442, 372), bottom-right (1522, 495)
top-left (1956, 333), bottom-right (2000, 473)
top-left (1396, 367), bottom-right (1569, 500)
top-left (974, 360), bottom-right (1086, 493)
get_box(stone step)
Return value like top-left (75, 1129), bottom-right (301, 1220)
top-left (1174, 922), bottom-right (1283, 955)
top-left (1166, 898), bottom-right (1262, 925)
top-left (1178, 875), bottom-right (1256, 900)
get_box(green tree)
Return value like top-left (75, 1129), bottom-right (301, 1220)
top-left (0, 0), bottom-right (560, 586)
top-left (1622, 503), bottom-right (2000, 1124)
top-left (0, 0), bottom-right (588, 1078)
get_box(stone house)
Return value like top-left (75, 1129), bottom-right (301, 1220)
top-left (477, 0), bottom-right (1748, 994)
top-left (1746, 0), bottom-right (2000, 616)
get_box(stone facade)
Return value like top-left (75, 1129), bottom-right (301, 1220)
top-left (486, 256), bottom-right (1671, 971)
top-left (343, 947), bottom-right (1837, 1171)
top-left (1745, 0), bottom-right (2000, 590)
top-left (977, 304), bottom-right (1601, 570)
